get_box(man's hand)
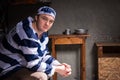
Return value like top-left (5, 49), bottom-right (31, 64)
top-left (55, 63), bottom-right (72, 77)
top-left (62, 63), bottom-right (72, 77)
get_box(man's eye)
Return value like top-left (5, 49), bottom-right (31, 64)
top-left (40, 16), bottom-right (54, 24)
top-left (49, 20), bottom-right (54, 23)
top-left (42, 17), bottom-right (47, 21)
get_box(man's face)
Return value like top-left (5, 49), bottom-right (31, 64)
top-left (35, 14), bottom-right (55, 33)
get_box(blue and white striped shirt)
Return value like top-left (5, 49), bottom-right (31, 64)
top-left (0, 17), bottom-right (60, 78)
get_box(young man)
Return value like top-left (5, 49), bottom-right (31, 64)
top-left (0, 6), bottom-right (71, 80)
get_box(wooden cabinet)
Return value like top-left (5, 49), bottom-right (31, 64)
top-left (96, 42), bottom-right (120, 80)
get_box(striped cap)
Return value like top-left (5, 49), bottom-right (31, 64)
top-left (37, 6), bottom-right (56, 18)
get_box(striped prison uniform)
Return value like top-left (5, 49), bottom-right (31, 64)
top-left (0, 16), bottom-right (60, 79)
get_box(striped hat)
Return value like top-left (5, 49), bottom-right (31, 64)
top-left (37, 6), bottom-right (56, 18)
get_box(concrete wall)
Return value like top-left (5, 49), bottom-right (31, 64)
top-left (49, 0), bottom-right (120, 80)
top-left (7, 0), bottom-right (120, 80)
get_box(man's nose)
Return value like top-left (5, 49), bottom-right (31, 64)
top-left (46, 21), bottom-right (50, 25)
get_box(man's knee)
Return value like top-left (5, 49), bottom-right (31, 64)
top-left (31, 72), bottom-right (48, 80)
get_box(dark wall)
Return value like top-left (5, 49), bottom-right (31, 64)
top-left (50, 0), bottom-right (120, 80)
top-left (50, 0), bottom-right (120, 42)
top-left (7, 3), bottom-right (49, 31)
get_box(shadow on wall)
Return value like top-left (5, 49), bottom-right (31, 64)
top-left (91, 43), bottom-right (98, 80)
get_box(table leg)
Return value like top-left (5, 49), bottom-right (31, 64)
top-left (80, 42), bottom-right (86, 80)
top-left (51, 39), bottom-right (57, 80)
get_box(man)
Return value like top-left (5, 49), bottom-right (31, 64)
top-left (0, 6), bottom-right (71, 80)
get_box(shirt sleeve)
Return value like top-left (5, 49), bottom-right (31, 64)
top-left (42, 53), bottom-right (61, 66)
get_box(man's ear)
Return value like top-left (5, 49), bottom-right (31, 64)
top-left (35, 15), bottom-right (38, 21)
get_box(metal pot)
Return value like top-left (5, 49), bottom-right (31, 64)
top-left (74, 29), bottom-right (88, 34)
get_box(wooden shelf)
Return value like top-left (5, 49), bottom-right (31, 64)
top-left (96, 42), bottom-right (120, 57)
